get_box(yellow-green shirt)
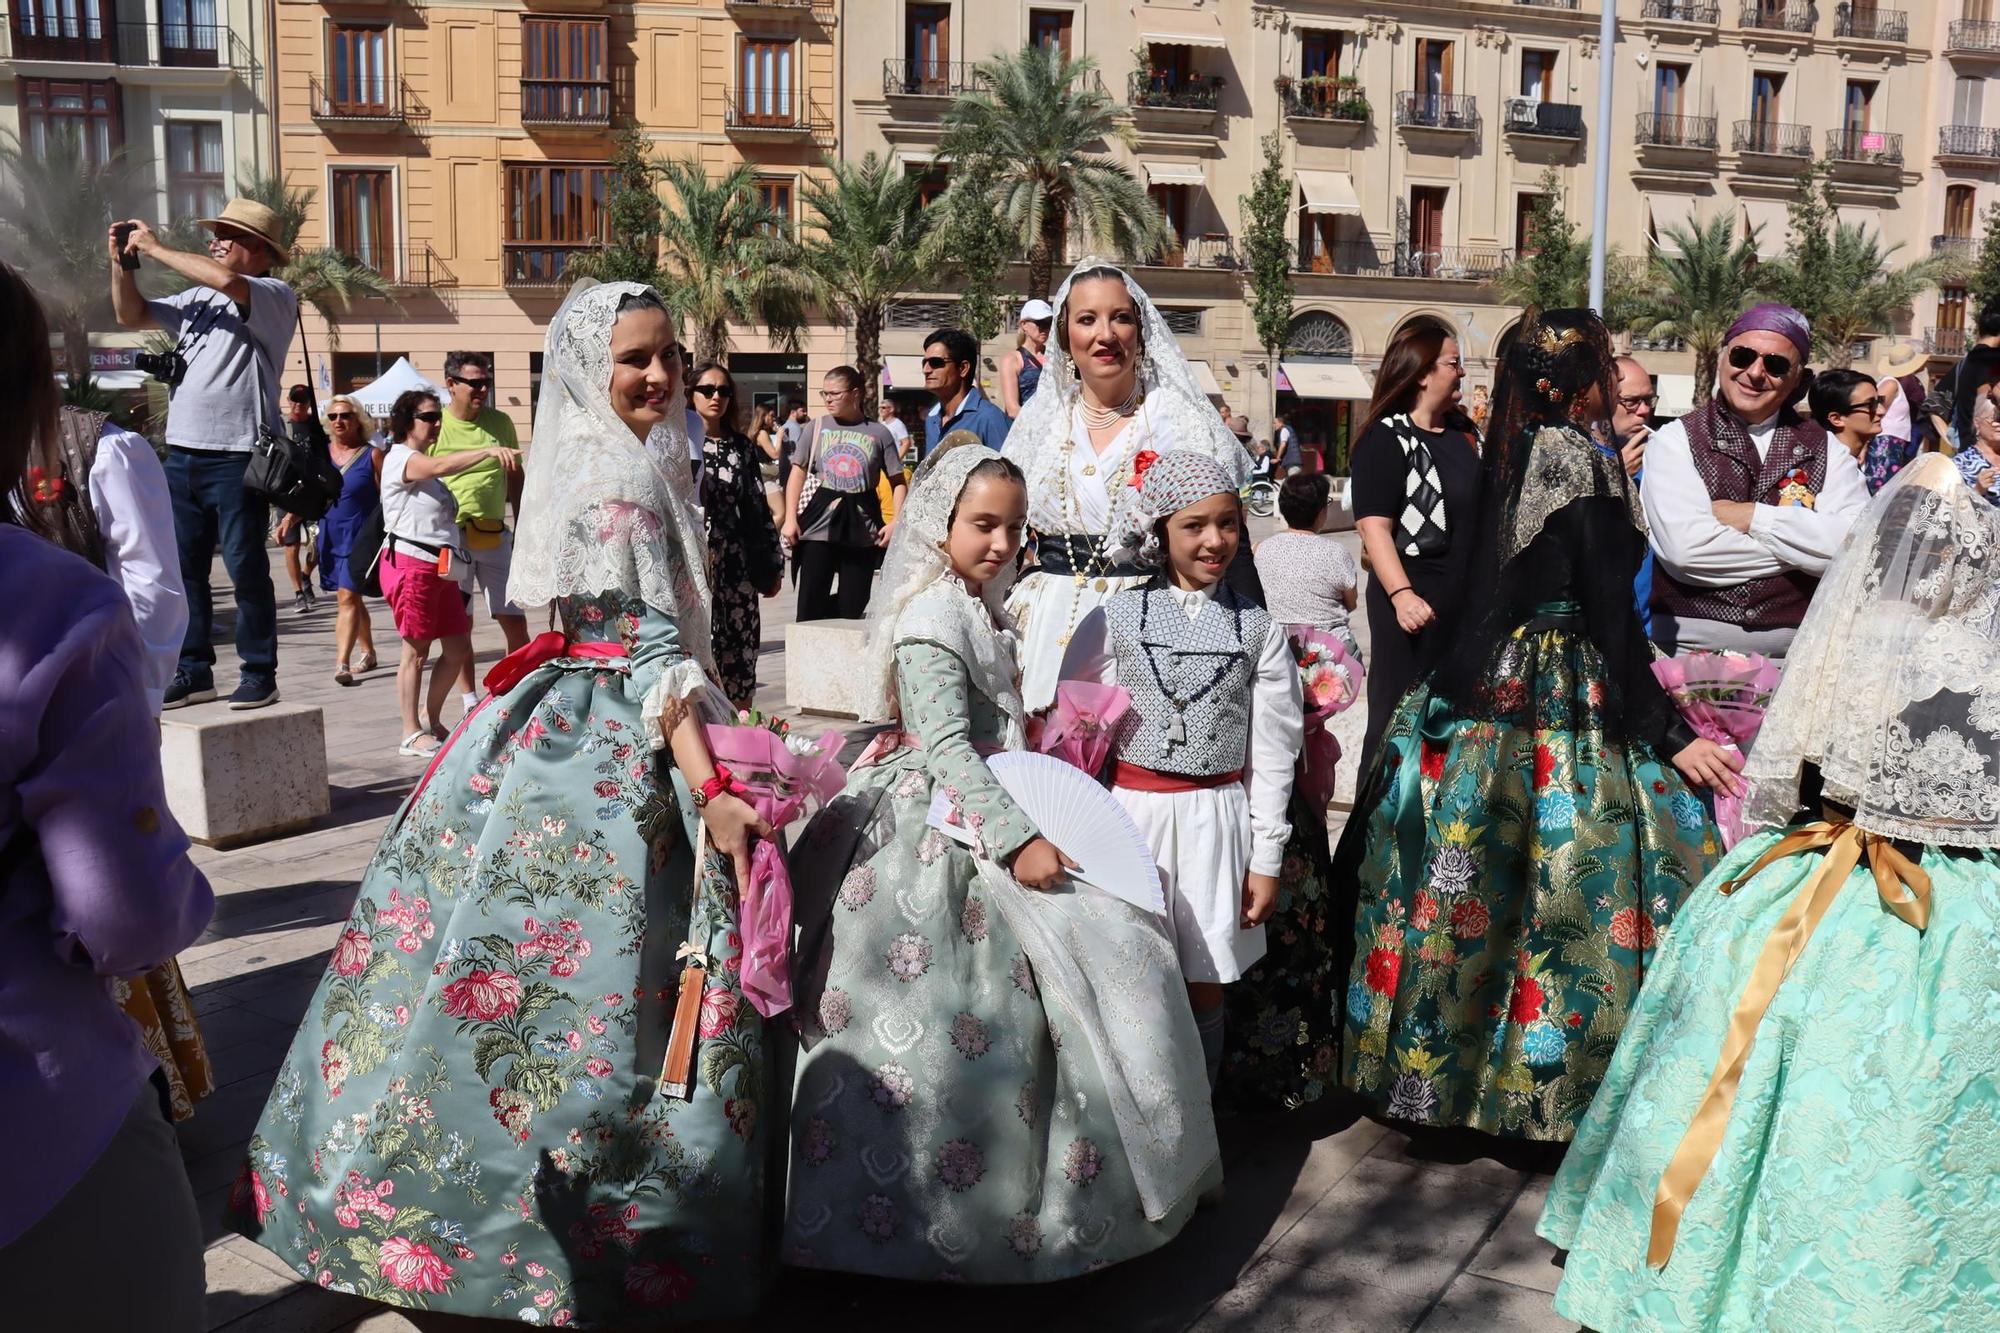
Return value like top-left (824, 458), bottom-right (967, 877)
top-left (433, 409), bottom-right (518, 521)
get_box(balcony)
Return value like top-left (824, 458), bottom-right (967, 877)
top-left (340, 244), bottom-right (456, 289)
top-left (2, 15), bottom-right (249, 70)
top-left (722, 90), bottom-right (832, 138)
top-left (309, 75), bottom-right (425, 127)
top-left (1933, 235), bottom-right (1978, 261)
top-left (1641, 0), bottom-right (1721, 20)
top-left (1733, 120), bottom-right (1813, 158)
top-left (1946, 19), bottom-right (2000, 54)
top-left (881, 58), bottom-right (981, 99)
top-left (1926, 325), bottom-right (1969, 357)
top-left (1826, 127), bottom-right (1903, 166)
top-left (1281, 77), bottom-right (1370, 126)
top-left (503, 243), bottom-right (597, 289)
top-left (723, 0), bottom-right (831, 14)
top-left (521, 77), bottom-right (612, 126)
top-left (1938, 124), bottom-right (2000, 160)
top-left (1152, 233), bottom-right (1239, 270)
top-left (1513, 0), bottom-right (1581, 8)
top-left (1395, 92), bottom-right (1479, 132)
top-left (1739, 2), bottom-right (1815, 32)
top-left (1637, 112), bottom-right (1720, 150)
top-left (1292, 240), bottom-right (1509, 280)
top-left (1128, 71), bottom-right (1224, 113)
top-left (1504, 99), bottom-right (1584, 139)
top-left (1832, 3), bottom-right (1907, 40)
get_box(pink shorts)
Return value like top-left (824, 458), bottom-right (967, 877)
top-left (382, 547), bottom-right (472, 641)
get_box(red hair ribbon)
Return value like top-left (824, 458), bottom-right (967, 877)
top-left (1129, 450), bottom-right (1160, 489)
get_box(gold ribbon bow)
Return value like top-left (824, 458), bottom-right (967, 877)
top-left (1646, 819), bottom-right (1931, 1269)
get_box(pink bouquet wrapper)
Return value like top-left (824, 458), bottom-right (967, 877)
top-left (1037, 681), bottom-right (1132, 776)
top-left (702, 724), bottom-right (847, 1018)
top-left (1291, 629), bottom-right (1365, 815)
top-left (1650, 651), bottom-right (1782, 849)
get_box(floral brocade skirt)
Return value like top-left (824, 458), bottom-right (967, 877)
top-left (1339, 615), bottom-right (1720, 1141)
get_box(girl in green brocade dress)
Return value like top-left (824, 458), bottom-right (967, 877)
top-left (785, 439), bottom-right (1221, 1282)
top-left (228, 284), bottom-right (784, 1326)
top-left (1338, 310), bottom-right (1737, 1142)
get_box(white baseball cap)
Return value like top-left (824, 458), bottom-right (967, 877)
top-left (1019, 298), bottom-right (1056, 323)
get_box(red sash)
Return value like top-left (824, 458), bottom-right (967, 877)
top-left (1111, 762), bottom-right (1244, 793)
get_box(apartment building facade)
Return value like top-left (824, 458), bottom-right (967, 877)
top-left (846, 0), bottom-right (1986, 460)
top-left (270, 0), bottom-right (842, 436)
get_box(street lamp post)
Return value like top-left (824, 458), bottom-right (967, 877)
top-left (1588, 0), bottom-right (1617, 313)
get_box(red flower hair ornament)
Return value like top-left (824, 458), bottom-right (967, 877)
top-left (1129, 449), bottom-right (1161, 489)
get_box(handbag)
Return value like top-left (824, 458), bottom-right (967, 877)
top-left (794, 418), bottom-right (823, 515)
top-left (462, 516), bottom-right (506, 550)
top-left (244, 305), bottom-right (344, 519)
top-left (348, 501), bottom-right (386, 597)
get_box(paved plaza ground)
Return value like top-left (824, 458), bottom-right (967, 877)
top-left (174, 529), bottom-right (1577, 1332)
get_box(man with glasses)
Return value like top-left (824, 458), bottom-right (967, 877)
top-left (1603, 355), bottom-right (1658, 635)
top-left (920, 327), bottom-right (1011, 456)
top-left (434, 351), bottom-right (527, 712)
top-left (1641, 303), bottom-right (1867, 660)
top-left (110, 198), bottom-right (298, 710)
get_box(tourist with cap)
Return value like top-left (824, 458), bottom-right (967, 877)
top-left (110, 197), bottom-right (299, 710)
top-left (999, 298), bottom-right (1055, 417)
top-left (1872, 336), bottom-right (1932, 465)
top-left (1640, 302), bottom-right (1868, 660)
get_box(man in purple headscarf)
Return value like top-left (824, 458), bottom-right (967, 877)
top-left (1640, 302), bottom-right (1869, 659)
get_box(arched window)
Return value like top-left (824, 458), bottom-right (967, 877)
top-left (1285, 310), bottom-right (1354, 358)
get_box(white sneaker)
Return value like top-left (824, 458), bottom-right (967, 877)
top-left (460, 691), bottom-right (479, 716)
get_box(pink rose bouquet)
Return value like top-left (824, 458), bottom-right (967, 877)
top-left (1036, 681), bottom-right (1132, 777)
top-left (1291, 630), bottom-right (1364, 816)
top-left (1650, 650), bottom-right (1782, 849)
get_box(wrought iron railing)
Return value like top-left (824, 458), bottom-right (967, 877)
top-left (1641, 0), bottom-right (1721, 19)
top-left (1282, 78), bottom-right (1370, 124)
top-left (1733, 120), bottom-right (1813, 156)
top-left (1637, 112), bottom-right (1719, 148)
top-left (1151, 233), bottom-right (1240, 270)
top-left (1939, 124), bottom-right (2000, 157)
top-left (1926, 325), bottom-right (1969, 357)
top-left (1947, 18), bottom-right (2000, 50)
top-left (1292, 240), bottom-right (1509, 279)
top-left (1395, 92), bottom-right (1480, 130)
top-left (503, 243), bottom-right (600, 287)
top-left (1826, 127), bottom-right (1903, 164)
top-left (1740, 1), bottom-right (1815, 30)
top-left (1833, 4), bottom-right (1907, 39)
top-left (1505, 100), bottom-right (1585, 137)
top-left (1128, 71), bottom-right (1224, 111)
top-left (310, 75), bottom-right (426, 124)
top-left (881, 59), bottom-right (982, 98)
top-left (724, 0), bottom-right (832, 13)
top-left (722, 91), bottom-right (832, 136)
top-left (339, 244), bottom-right (456, 288)
top-left (4, 14), bottom-right (249, 67)
top-left (1514, 0), bottom-right (1580, 9)
top-left (521, 78), bottom-right (613, 125)
top-left (1933, 235), bottom-right (1978, 260)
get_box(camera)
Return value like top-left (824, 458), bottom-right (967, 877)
top-left (136, 349), bottom-right (188, 388)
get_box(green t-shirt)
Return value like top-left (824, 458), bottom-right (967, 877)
top-left (433, 408), bottom-right (518, 521)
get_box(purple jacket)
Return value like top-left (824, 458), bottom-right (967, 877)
top-left (0, 525), bottom-right (213, 1246)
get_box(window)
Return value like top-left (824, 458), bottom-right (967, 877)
top-left (333, 352), bottom-right (406, 395)
top-left (160, 0), bottom-right (219, 66)
top-left (1941, 285), bottom-right (1969, 332)
top-left (738, 39), bottom-right (795, 124)
top-left (1947, 186), bottom-right (1978, 239)
top-left (327, 24), bottom-right (389, 113)
top-left (1150, 183), bottom-right (1191, 263)
top-left (1146, 41), bottom-right (1194, 90)
top-left (1516, 194), bottom-right (1547, 255)
top-left (522, 18), bottom-right (609, 121)
top-left (19, 78), bottom-right (120, 167)
top-left (1751, 71), bottom-right (1784, 124)
top-left (166, 121), bottom-right (224, 219)
top-left (1955, 76), bottom-right (1985, 127)
top-left (906, 4), bottom-right (949, 80)
top-left (13, 0), bottom-right (113, 60)
top-left (1654, 63), bottom-right (1688, 118)
top-left (754, 176), bottom-right (793, 235)
top-left (504, 163), bottom-right (613, 283)
top-left (1296, 204), bottom-right (1341, 273)
top-left (1409, 186), bottom-right (1447, 274)
top-left (1300, 28), bottom-right (1344, 80)
top-left (1843, 80), bottom-right (1875, 134)
top-left (1028, 8), bottom-right (1071, 57)
top-left (904, 162), bottom-right (949, 209)
top-left (1521, 49), bottom-right (1555, 101)
top-left (1415, 39), bottom-right (1454, 98)
top-left (331, 167), bottom-right (395, 279)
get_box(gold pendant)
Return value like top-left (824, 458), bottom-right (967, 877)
top-left (1082, 464), bottom-right (1097, 477)
top-left (1094, 578), bottom-right (1108, 592)
top-left (1058, 633), bottom-right (1071, 647)
top-left (1073, 571), bottom-right (1085, 588)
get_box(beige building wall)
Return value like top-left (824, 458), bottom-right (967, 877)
top-left (275, 0), bottom-right (843, 438)
top-left (843, 0), bottom-right (1982, 456)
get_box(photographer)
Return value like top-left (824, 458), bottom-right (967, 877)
top-left (111, 199), bottom-right (299, 711)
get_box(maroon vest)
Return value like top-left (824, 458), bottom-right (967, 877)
top-left (1652, 399), bottom-right (1827, 631)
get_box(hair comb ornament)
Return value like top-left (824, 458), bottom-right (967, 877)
top-left (1534, 323), bottom-right (1587, 356)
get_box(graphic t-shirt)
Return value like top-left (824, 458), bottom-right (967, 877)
top-left (789, 417), bottom-right (902, 542)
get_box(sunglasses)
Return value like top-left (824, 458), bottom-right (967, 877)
top-left (327, 412), bottom-right (357, 422)
top-left (690, 384), bottom-right (733, 398)
top-left (1727, 345), bottom-right (1794, 378)
top-left (449, 375), bottom-right (492, 390)
top-left (414, 410), bottom-right (444, 423)
top-left (1840, 396), bottom-right (1883, 416)
top-left (921, 356), bottom-right (954, 371)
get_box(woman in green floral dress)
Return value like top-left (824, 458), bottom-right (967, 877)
top-left (785, 439), bottom-right (1221, 1281)
top-left (229, 283), bottom-right (781, 1326)
top-left (1338, 309), bottom-right (1735, 1142)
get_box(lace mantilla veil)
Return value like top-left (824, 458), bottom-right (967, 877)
top-left (1743, 453), bottom-right (2000, 846)
top-left (1010, 259), bottom-right (1251, 533)
top-left (509, 280), bottom-right (718, 689)
top-left (861, 439), bottom-right (1025, 741)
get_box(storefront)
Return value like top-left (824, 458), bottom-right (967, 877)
top-left (1276, 359), bottom-right (1371, 475)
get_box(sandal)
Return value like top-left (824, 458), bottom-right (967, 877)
top-left (398, 730), bottom-right (441, 758)
top-left (334, 663), bottom-right (354, 687)
top-left (356, 651), bottom-right (378, 673)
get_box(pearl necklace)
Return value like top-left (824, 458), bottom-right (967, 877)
top-left (1046, 400), bottom-right (1152, 647)
top-left (1080, 381), bottom-right (1142, 432)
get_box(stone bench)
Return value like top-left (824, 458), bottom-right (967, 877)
top-left (783, 618), bottom-right (879, 719)
top-left (160, 702), bottom-right (331, 848)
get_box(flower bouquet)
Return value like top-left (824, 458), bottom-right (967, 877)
top-left (1292, 630), bottom-right (1364, 815)
top-left (1650, 650), bottom-right (1782, 848)
top-left (1036, 681), bottom-right (1132, 778)
top-left (700, 710), bottom-right (847, 1019)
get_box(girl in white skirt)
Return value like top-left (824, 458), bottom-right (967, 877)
top-left (1061, 449), bottom-right (1305, 1086)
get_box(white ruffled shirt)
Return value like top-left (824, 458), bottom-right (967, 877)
top-left (90, 426), bottom-right (187, 714)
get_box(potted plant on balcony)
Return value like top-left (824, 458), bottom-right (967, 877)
top-left (1274, 73), bottom-right (1296, 97)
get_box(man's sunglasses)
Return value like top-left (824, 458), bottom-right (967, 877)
top-left (327, 411), bottom-right (357, 422)
top-left (449, 375), bottom-right (492, 390)
top-left (690, 384), bottom-right (733, 398)
top-left (1727, 345), bottom-right (1794, 378)
top-left (922, 356), bottom-right (954, 371)
top-left (414, 410), bottom-right (444, 423)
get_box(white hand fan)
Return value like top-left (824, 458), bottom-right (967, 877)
top-left (925, 751), bottom-right (1164, 914)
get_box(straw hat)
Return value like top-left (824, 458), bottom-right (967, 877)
top-left (1874, 338), bottom-right (1928, 380)
top-left (197, 198), bottom-right (290, 264)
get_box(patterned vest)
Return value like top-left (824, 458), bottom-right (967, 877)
top-left (1652, 399), bottom-right (1827, 631)
top-left (1103, 582), bottom-right (1270, 776)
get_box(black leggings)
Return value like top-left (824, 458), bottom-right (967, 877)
top-left (794, 540), bottom-right (877, 621)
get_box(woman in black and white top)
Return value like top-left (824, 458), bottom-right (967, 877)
top-left (1347, 320), bottom-right (1483, 771)
top-left (377, 388), bottom-right (520, 757)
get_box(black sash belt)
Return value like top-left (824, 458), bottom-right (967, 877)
top-left (1030, 532), bottom-right (1148, 580)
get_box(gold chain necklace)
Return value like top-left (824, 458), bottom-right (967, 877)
top-left (1050, 400), bottom-right (1151, 646)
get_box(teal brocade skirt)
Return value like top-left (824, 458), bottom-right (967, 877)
top-left (1339, 613), bottom-right (1720, 1140)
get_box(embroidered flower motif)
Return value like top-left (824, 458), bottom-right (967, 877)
top-left (1009, 953), bottom-right (1038, 997)
top-left (331, 928), bottom-right (373, 978)
top-left (1607, 907), bottom-right (1657, 952)
top-left (1346, 982), bottom-right (1373, 1026)
top-left (949, 1011), bottom-right (990, 1059)
top-left (960, 895), bottom-right (988, 942)
top-left (1509, 976), bottom-right (1547, 1026)
top-left (1450, 898), bottom-right (1490, 939)
top-left (1062, 1137), bottom-right (1103, 1185)
top-left (1419, 741), bottom-right (1447, 782)
top-left (1428, 846), bottom-right (1477, 897)
top-left (802, 1116), bottom-right (835, 1167)
top-left (886, 932), bottom-right (932, 983)
top-left (818, 987), bottom-right (852, 1036)
top-left (697, 984), bottom-right (738, 1038)
top-left (319, 1039), bottom-right (350, 1096)
top-left (839, 866), bottom-right (878, 911)
top-left (1385, 1072), bottom-right (1439, 1122)
top-left (1520, 1021), bottom-right (1568, 1066)
top-left (1409, 892), bottom-right (1439, 931)
top-left (1536, 789), bottom-right (1578, 830)
top-left (623, 1260), bottom-right (692, 1306)
top-left (489, 1087), bottom-right (534, 1142)
top-left (1533, 744), bottom-right (1556, 791)
top-left (1007, 1213), bottom-right (1044, 1258)
top-left (859, 1193), bottom-right (900, 1241)
top-left (1364, 947), bottom-right (1401, 995)
top-left (439, 968), bottom-right (522, 1022)
top-left (377, 1237), bottom-right (454, 1294)
top-left (1015, 1079), bottom-right (1038, 1125)
top-left (936, 1138), bottom-right (986, 1192)
top-left (1670, 791), bottom-right (1706, 832)
top-left (869, 1063), bottom-right (914, 1112)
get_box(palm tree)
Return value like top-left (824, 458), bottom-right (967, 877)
top-left (938, 45), bottom-right (1164, 299)
top-left (797, 154), bottom-right (931, 417)
top-left (657, 155), bottom-right (807, 365)
top-left (235, 170), bottom-right (396, 354)
top-left (1632, 214), bottom-right (1762, 395)
top-left (0, 130), bottom-right (153, 379)
top-left (1803, 225), bottom-right (1948, 370)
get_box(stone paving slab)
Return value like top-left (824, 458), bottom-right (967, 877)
top-left (181, 536), bottom-right (1574, 1332)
